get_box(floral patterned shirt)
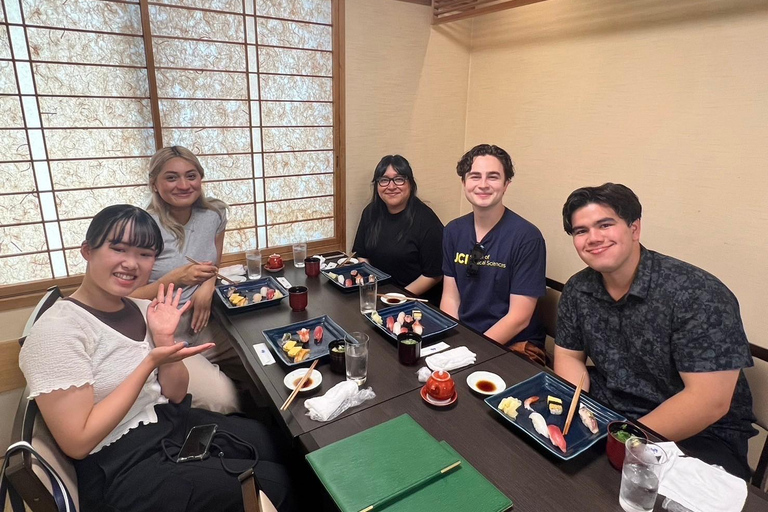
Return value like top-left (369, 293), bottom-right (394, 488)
top-left (556, 246), bottom-right (756, 450)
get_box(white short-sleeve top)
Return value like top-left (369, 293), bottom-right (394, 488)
top-left (19, 298), bottom-right (168, 454)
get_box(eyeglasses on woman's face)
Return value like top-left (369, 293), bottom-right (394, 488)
top-left (376, 176), bottom-right (407, 187)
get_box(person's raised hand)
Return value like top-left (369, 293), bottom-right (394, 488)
top-left (147, 341), bottom-right (215, 367)
top-left (177, 262), bottom-right (217, 287)
top-left (147, 283), bottom-right (192, 345)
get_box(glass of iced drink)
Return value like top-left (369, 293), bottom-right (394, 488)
top-left (619, 437), bottom-right (668, 512)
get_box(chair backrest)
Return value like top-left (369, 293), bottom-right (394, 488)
top-left (538, 279), bottom-right (562, 366)
top-left (7, 286), bottom-right (79, 511)
top-left (745, 344), bottom-right (768, 490)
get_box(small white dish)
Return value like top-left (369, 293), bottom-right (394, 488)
top-left (347, 258), bottom-right (359, 264)
top-left (380, 293), bottom-right (406, 305)
top-left (284, 368), bottom-right (322, 392)
top-left (466, 371), bottom-right (507, 396)
top-left (224, 275), bottom-right (247, 283)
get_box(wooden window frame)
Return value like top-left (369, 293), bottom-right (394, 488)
top-left (0, 0), bottom-right (346, 311)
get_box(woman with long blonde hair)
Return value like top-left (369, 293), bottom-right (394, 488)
top-left (132, 146), bottom-right (240, 413)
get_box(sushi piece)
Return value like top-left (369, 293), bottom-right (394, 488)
top-left (337, 275), bottom-right (345, 285)
top-left (355, 275), bottom-right (364, 285)
top-left (260, 286), bottom-right (269, 296)
top-left (350, 270), bottom-right (358, 277)
top-left (282, 340), bottom-right (297, 353)
top-left (529, 412), bottom-right (549, 439)
top-left (371, 312), bottom-right (383, 325)
top-left (393, 321), bottom-right (401, 334)
top-left (344, 278), bottom-right (353, 287)
top-left (273, 290), bottom-right (284, 299)
top-left (412, 309), bottom-right (422, 321)
top-left (403, 314), bottom-right (413, 326)
top-left (287, 346), bottom-right (302, 359)
top-left (298, 328), bottom-right (310, 344)
top-left (547, 425), bottom-right (567, 453)
top-left (579, 404), bottom-right (599, 434)
top-left (281, 332), bottom-right (292, 342)
top-left (547, 395), bottom-right (563, 415)
top-left (498, 396), bottom-right (522, 420)
top-left (313, 325), bottom-right (324, 344)
top-left (368, 275), bottom-right (375, 283)
top-left (266, 288), bottom-right (276, 300)
top-left (386, 316), bottom-right (395, 332)
top-left (327, 272), bottom-right (338, 280)
top-left (412, 320), bottom-right (423, 335)
top-left (399, 326), bottom-right (408, 334)
top-left (226, 286), bottom-right (236, 297)
top-left (396, 311), bottom-right (405, 325)
top-left (294, 348), bottom-right (311, 362)
top-left (252, 293), bottom-right (262, 303)
top-left (524, 396), bottom-right (540, 411)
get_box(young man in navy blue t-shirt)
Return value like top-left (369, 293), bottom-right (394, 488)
top-left (440, 144), bottom-right (547, 358)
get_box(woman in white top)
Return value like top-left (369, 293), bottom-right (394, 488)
top-left (131, 146), bottom-right (241, 413)
top-left (20, 205), bottom-right (294, 512)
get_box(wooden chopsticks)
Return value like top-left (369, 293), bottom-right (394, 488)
top-left (377, 294), bottom-right (429, 303)
top-left (563, 372), bottom-right (586, 435)
top-left (280, 359), bottom-right (319, 411)
top-left (185, 256), bottom-right (237, 285)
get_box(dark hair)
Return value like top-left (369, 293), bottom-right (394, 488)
top-left (456, 144), bottom-right (514, 181)
top-left (85, 205), bottom-right (164, 256)
top-left (562, 183), bottom-right (642, 235)
top-left (364, 155), bottom-right (419, 253)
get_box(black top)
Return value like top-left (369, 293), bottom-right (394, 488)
top-left (556, 246), bottom-right (756, 452)
top-left (66, 297), bottom-right (146, 342)
top-left (352, 198), bottom-right (444, 292)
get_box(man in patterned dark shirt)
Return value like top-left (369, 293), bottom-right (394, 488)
top-left (554, 183), bottom-right (755, 480)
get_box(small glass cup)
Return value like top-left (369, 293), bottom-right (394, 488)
top-left (619, 438), bottom-right (668, 512)
top-left (292, 243), bottom-right (307, 268)
top-left (345, 332), bottom-right (369, 386)
top-left (288, 286), bottom-right (308, 312)
top-left (246, 249), bottom-right (262, 280)
top-left (359, 278), bottom-right (377, 314)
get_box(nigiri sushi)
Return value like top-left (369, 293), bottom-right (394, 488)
top-left (547, 424), bottom-right (567, 453)
top-left (337, 275), bottom-right (345, 285)
top-left (403, 314), bottom-right (413, 326)
top-left (313, 325), bottom-right (324, 344)
top-left (344, 278), bottom-right (353, 287)
top-left (266, 288), bottom-right (276, 300)
top-left (298, 328), bottom-right (310, 344)
top-left (355, 275), bottom-right (364, 285)
top-left (547, 395), bottom-right (563, 415)
top-left (412, 320), bottom-right (423, 335)
top-left (396, 311), bottom-right (405, 325)
top-left (350, 270), bottom-right (358, 277)
top-left (579, 404), bottom-right (599, 434)
top-left (368, 275), bottom-right (375, 283)
top-left (529, 412), bottom-right (549, 439)
top-left (412, 309), bottom-right (422, 321)
top-left (252, 293), bottom-right (262, 303)
top-left (386, 316), bottom-right (395, 332)
top-left (524, 396), bottom-right (540, 411)
top-left (260, 286), bottom-right (269, 296)
top-left (393, 321), bottom-right (401, 334)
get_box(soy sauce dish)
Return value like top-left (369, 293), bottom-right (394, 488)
top-left (283, 369), bottom-right (322, 392)
top-left (466, 371), bottom-right (507, 396)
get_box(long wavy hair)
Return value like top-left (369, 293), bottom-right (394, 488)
top-left (146, 146), bottom-right (227, 248)
top-left (363, 155), bottom-right (420, 253)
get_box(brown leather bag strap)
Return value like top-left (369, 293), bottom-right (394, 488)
top-left (239, 469), bottom-right (261, 512)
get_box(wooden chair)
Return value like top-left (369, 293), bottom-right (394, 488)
top-left (6, 286), bottom-right (80, 511)
top-left (745, 344), bottom-right (768, 490)
top-left (539, 279), bottom-right (563, 367)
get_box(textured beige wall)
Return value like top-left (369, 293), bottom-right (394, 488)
top-left (466, 0), bottom-right (768, 346)
top-left (344, 0), bottom-right (471, 246)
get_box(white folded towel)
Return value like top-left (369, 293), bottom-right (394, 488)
top-left (425, 346), bottom-right (476, 372)
top-left (304, 381), bottom-right (375, 422)
top-left (657, 442), bottom-right (747, 512)
top-left (219, 264), bottom-right (246, 277)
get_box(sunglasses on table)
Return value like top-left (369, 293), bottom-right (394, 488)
top-left (466, 243), bottom-right (486, 277)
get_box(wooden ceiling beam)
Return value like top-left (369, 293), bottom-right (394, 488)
top-left (433, 0), bottom-right (546, 24)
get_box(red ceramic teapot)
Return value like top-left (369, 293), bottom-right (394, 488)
top-left (426, 370), bottom-right (455, 401)
top-left (267, 253), bottom-right (284, 269)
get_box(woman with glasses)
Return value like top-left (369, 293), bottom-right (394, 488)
top-left (352, 155), bottom-right (443, 302)
top-left (130, 146), bottom-right (241, 414)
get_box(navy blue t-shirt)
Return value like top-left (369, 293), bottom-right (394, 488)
top-left (442, 208), bottom-right (546, 347)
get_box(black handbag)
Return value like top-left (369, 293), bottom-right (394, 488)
top-left (1, 440), bottom-right (76, 512)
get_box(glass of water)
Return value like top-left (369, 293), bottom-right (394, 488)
top-left (345, 332), bottom-right (369, 386)
top-left (359, 278), bottom-right (377, 314)
top-left (246, 249), bottom-right (261, 280)
top-left (292, 243), bottom-right (307, 268)
top-left (619, 437), bottom-right (668, 512)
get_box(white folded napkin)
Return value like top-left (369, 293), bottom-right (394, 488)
top-left (425, 346), bottom-right (476, 372)
top-left (304, 381), bottom-right (375, 422)
top-left (219, 264), bottom-right (246, 277)
top-left (657, 442), bottom-right (747, 512)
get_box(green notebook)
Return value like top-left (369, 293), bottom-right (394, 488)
top-left (306, 414), bottom-right (461, 512)
top-left (305, 414), bottom-right (512, 512)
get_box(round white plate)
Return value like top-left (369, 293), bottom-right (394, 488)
top-left (380, 293), bottom-right (406, 305)
top-left (284, 369), bottom-right (322, 392)
top-left (466, 371), bottom-right (506, 396)
top-left (223, 275), bottom-right (247, 283)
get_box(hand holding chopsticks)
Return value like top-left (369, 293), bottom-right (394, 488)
top-left (280, 359), bottom-right (319, 411)
top-left (184, 256), bottom-right (236, 285)
top-left (563, 372), bottom-right (586, 435)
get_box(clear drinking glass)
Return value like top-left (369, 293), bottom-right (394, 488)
top-left (359, 278), bottom-right (377, 314)
top-left (619, 437), bottom-right (668, 512)
top-left (292, 243), bottom-right (307, 268)
top-left (345, 332), bottom-right (369, 386)
top-left (246, 250), bottom-right (262, 280)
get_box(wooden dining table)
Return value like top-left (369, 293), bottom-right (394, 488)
top-left (213, 259), bottom-right (768, 512)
